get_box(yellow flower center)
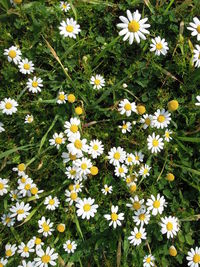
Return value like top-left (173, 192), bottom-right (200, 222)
top-left (69, 153), bottom-right (76, 160)
top-left (166, 173), bottom-right (174, 181)
top-left (165, 132), bottom-right (170, 138)
top-left (156, 42), bottom-right (163, 50)
top-left (127, 157), bottom-right (132, 162)
top-left (31, 187), bottom-right (38, 195)
top-left (122, 124), bottom-right (128, 130)
top-left (135, 232), bottom-right (142, 239)
top-left (143, 168), bottom-right (148, 174)
top-left (152, 140), bottom-right (159, 147)
top-left (166, 222), bottom-right (173, 231)
top-left (75, 106), bottom-right (83, 115)
top-left (21, 177), bottom-right (26, 183)
top-left (70, 192), bottom-right (77, 200)
top-left (83, 203), bottom-right (91, 212)
top-left (23, 246), bottom-right (29, 252)
top-left (42, 222), bottom-right (50, 232)
top-left (139, 214), bottom-right (145, 221)
top-left (126, 177), bottom-right (131, 184)
top-left (35, 238), bottom-right (41, 245)
top-left (168, 100), bottom-right (179, 111)
top-left (5, 102), bottom-right (12, 109)
top-left (55, 137), bottom-right (62, 144)
top-left (69, 184), bottom-right (74, 191)
top-left (8, 50), bottom-right (16, 58)
top-left (67, 94), bottom-right (76, 103)
top-left (94, 79), bottom-right (100, 85)
top-left (114, 152), bottom-right (120, 160)
top-left (197, 25), bottom-right (200, 34)
top-left (105, 187), bottom-right (109, 192)
top-left (93, 144), bottom-right (99, 150)
top-left (25, 184), bottom-right (31, 190)
top-left (41, 255), bottom-right (51, 263)
top-left (6, 249), bottom-right (12, 257)
top-left (128, 20), bottom-right (140, 32)
top-left (75, 184), bottom-right (80, 189)
top-left (70, 124), bottom-right (78, 133)
top-left (124, 103), bottom-right (131, 111)
top-left (90, 166), bottom-right (98, 175)
top-left (74, 139), bottom-right (82, 149)
top-left (66, 25), bottom-right (74, 33)
top-left (137, 105), bottom-right (146, 115)
top-left (62, 4), bottom-right (67, 9)
top-left (6, 217), bottom-right (11, 224)
top-left (0, 263), bottom-right (3, 267)
top-left (133, 201), bottom-right (141, 210)
top-left (11, 193), bottom-right (16, 198)
top-left (18, 163), bottom-right (26, 171)
top-left (145, 118), bottom-right (151, 125)
top-left (135, 155), bottom-right (139, 161)
top-left (118, 167), bottom-right (124, 173)
top-left (67, 244), bottom-right (72, 250)
top-left (49, 199), bottom-right (55, 205)
top-left (57, 224), bottom-right (65, 232)
top-left (59, 94), bottom-right (65, 101)
top-left (111, 213), bottom-right (118, 221)
top-left (81, 163), bottom-right (87, 170)
top-left (17, 209), bottom-right (24, 214)
top-left (27, 116), bottom-right (33, 122)
top-left (146, 257), bottom-right (151, 263)
top-left (24, 63), bottom-right (30, 70)
top-left (130, 184), bottom-right (137, 192)
top-left (153, 200), bottom-right (160, 208)
top-left (0, 183), bottom-right (4, 190)
top-left (193, 254), bottom-right (200, 263)
top-left (32, 81), bottom-right (38, 88)
top-left (70, 169), bottom-right (76, 175)
top-left (157, 115), bottom-right (165, 122)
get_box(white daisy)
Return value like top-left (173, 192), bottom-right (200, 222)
top-left (65, 190), bottom-right (80, 206)
top-left (10, 202), bottom-right (31, 221)
top-left (26, 76), bottom-right (43, 94)
top-left (119, 121), bottom-right (132, 133)
top-left (18, 260), bottom-right (35, 267)
top-left (140, 114), bottom-right (153, 129)
top-left (18, 59), bottom-right (34, 75)
top-left (59, 18), bottom-right (81, 39)
top-left (160, 216), bottom-right (179, 239)
top-left (0, 122), bottom-right (5, 132)
top-left (147, 133), bottom-right (164, 154)
top-left (17, 174), bottom-right (29, 185)
top-left (187, 17), bottom-right (200, 41)
top-left (114, 164), bottom-right (128, 178)
top-left (44, 196), bottom-right (60, 210)
top-left (49, 132), bottom-right (66, 149)
top-left (117, 9), bottom-right (150, 44)
top-left (61, 152), bottom-right (80, 163)
top-left (101, 184), bottom-right (113, 195)
top-left (74, 157), bottom-right (92, 177)
top-left (152, 109), bottom-right (171, 129)
top-left (9, 190), bottom-right (22, 201)
top-left (133, 151), bottom-right (144, 165)
top-left (1, 213), bottom-right (15, 227)
top-left (63, 240), bottom-right (77, 254)
top-left (164, 129), bottom-right (172, 142)
top-left (125, 153), bottom-right (134, 166)
top-left (88, 139), bottom-right (104, 159)
top-left (65, 166), bottom-right (80, 180)
top-left (0, 98), bottom-right (18, 115)
top-left (107, 146), bottom-right (126, 166)
top-left (5, 244), bottom-right (17, 258)
top-left (186, 247), bottom-right (200, 267)
top-left (193, 45), bottom-right (200, 68)
top-left (12, 163), bottom-right (26, 176)
top-left (139, 164), bottom-right (151, 178)
top-left (25, 114), bottom-right (34, 124)
top-left (73, 181), bottom-right (83, 192)
top-left (143, 254), bottom-right (156, 267)
top-left (146, 194), bottom-right (167, 216)
top-left (0, 258), bottom-right (8, 266)
top-left (34, 247), bottom-right (58, 267)
top-left (104, 205), bottom-right (124, 229)
top-left (60, 1), bottom-right (70, 12)
top-left (133, 208), bottom-right (150, 227)
top-left (150, 36), bottom-right (169, 56)
top-left (0, 178), bottom-right (8, 196)
top-left (30, 184), bottom-right (43, 199)
top-left (17, 240), bottom-right (34, 258)
top-left (64, 117), bottom-right (80, 137)
top-left (128, 227), bottom-right (147, 246)
top-left (67, 132), bottom-right (88, 156)
top-left (57, 91), bottom-right (67, 104)
top-left (195, 95), bottom-right (200, 106)
top-left (38, 216), bottom-right (54, 237)
top-left (76, 198), bottom-right (98, 220)
top-left (124, 173), bottom-right (138, 185)
top-left (90, 74), bottom-right (105, 90)
top-left (30, 236), bottom-right (44, 251)
top-left (17, 177), bottom-right (34, 197)
top-left (4, 46), bottom-right (21, 64)
top-left (126, 196), bottom-right (145, 211)
top-left (118, 99), bottom-right (137, 117)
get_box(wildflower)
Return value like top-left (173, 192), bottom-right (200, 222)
top-left (133, 208), bottom-right (150, 227)
top-left (160, 216), bottom-right (179, 239)
top-left (164, 129), bottom-right (172, 142)
top-left (125, 153), bottom-right (134, 166)
top-left (49, 132), bottom-right (66, 149)
top-left (57, 223), bottom-right (65, 233)
top-left (12, 163), bottom-right (26, 176)
top-left (90, 74), bottom-right (105, 90)
top-left (118, 99), bottom-right (136, 117)
top-left (136, 105), bottom-right (146, 115)
top-left (26, 76), bottom-right (43, 93)
top-left (88, 139), bottom-right (104, 159)
top-left (63, 240), bottom-right (77, 254)
top-left (57, 91), bottom-right (67, 104)
top-left (10, 202), bottom-right (31, 221)
top-left (65, 190), bottom-right (79, 206)
top-left (34, 247), bottom-right (58, 266)
top-left (67, 132), bottom-right (88, 156)
top-left (187, 17), bottom-right (200, 41)
top-left (139, 164), bottom-right (151, 178)
top-left (64, 117), bottom-right (80, 137)
top-left (38, 216), bottom-right (54, 237)
top-left (60, 1), bottom-right (70, 12)
top-left (30, 236), bottom-right (44, 250)
top-left (150, 36), bottom-right (169, 56)
top-left (67, 93), bottom-right (76, 103)
top-left (128, 227), bottom-right (147, 246)
top-left (147, 133), bottom-right (164, 154)
top-left (133, 151), bottom-right (144, 165)
top-left (0, 98), bottom-right (18, 115)
top-left (166, 173), bottom-right (175, 182)
top-left (18, 58), bottom-right (34, 75)
top-left (119, 121), bottom-right (132, 133)
top-left (5, 244), bottom-right (17, 257)
top-left (126, 196), bottom-right (145, 211)
top-left (1, 213), bottom-right (15, 227)
top-left (0, 258), bottom-right (8, 266)
top-left (0, 178), bottom-right (9, 196)
top-left (167, 100), bottom-right (179, 111)
top-left (192, 45), bottom-right (200, 68)
top-left (152, 109), bottom-right (171, 129)
top-left (108, 146), bottom-right (126, 166)
top-left (101, 184), bottom-right (113, 195)
top-left (59, 18), bottom-right (81, 38)
top-left (140, 114), bottom-right (153, 129)
top-left (169, 246), bottom-right (177, 257)
top-left (143, 254), bottom-right (156, 267)
top-left (76, 198), bottom-right (98, 220)
top-left (186, 247), bottom-right (200, 267)
top-left (104, 205), bottom-right (124, 229)
top-left (146, 194), bottom-right (167, 216)
top-left (114, 164), bottom-right (128, 178)
top-left (25, 114), bottom-right (34, 124)
top-left (17, 240), bottom-right (34, 258)
top-left (4, 46), bottom-right (21, 64)
top-left (44, 196), bottom-right (60, 210)
top-left (75, 106), bottom-right (83, 115)
top-left (74, 157), bottom-right (92, 176)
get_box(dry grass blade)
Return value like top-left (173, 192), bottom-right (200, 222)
top-left (117, 235), bottom-right (122, 267)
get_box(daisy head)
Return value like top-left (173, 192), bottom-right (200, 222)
top-left (108, 146), bottom-right (126, 166)
top-left (63, 240), bottom-right (77, 254)
top-left (60, 1), bottom-right (70, 12)
top-left (139, 164), bottom-right (151, 178)
top-left (49, 132), bottom-right (66, 149)
top-left (119, 121), bottom-right (132, 134)
top-left (67, 132), bottom-right (88, 156)
top-left (193, 45), bottom-right (200, 68)
top-left (64, 117), bottom-right (80, 137)
top-left (187, 17), bottom-right (200, 41)
top-left (104, 205), bottom-right (124, 229)
top-left (114, 164), bottom-right (128, 178)
top-left (18, 58), bottom-right (34, 75)
top-left (147, 133), bottom-right (164, 154)
top-left (133, 207), bottom-right (150, 227)
top-left (44, 195), bottom-right (60, 210)
top-left (126, 196), bottom-right (145, 211)
top-left (59, 18), bottom-right (81, 39)
top-left (118, 99), bottom-right (136, 117)
top-left (25, 114), bottom-right (34, 124)
top-left (57, 91), bottom-right (67, 104)
top-left (34, 247), bottom-right (58, 266)
top-left (140, 114), bottom-right (153, 129)
top-left (90, 74), bottom-right (105, 90)
top-left (160, 216), bottom-right (179, 239)
top-left (1, 213), bottom-right (15, 227)
top-left (5, 244), bottom-right (17, 258)
top-left (146, 194), bottom-right (167, 216)
top-left (0, 178), bottom-right (9, 196)
top-left (88, 139), bottom-right (104, 159)
top-left (38, 216), bottom-right (54, 237)
top-left (150, 36), bottom-right (169, 56)
top-left (26, 76), bottom-right (43, 94)
top-left (186, 247), bottom-right (200, 267)
top-left (128, 227), bottom-right (147, 246)
top-left (0, 98), bottom-right (18, 115)
top-left (9, 201), bottom-right (31, 221)
top-left (76, 198), bottom-right (98, 220)
top-left (4, 45), bottom-right (21, 64)
top-left (152, 109), bottom-right (171, 129)
top-left (164, 129), bottom-right (172, 142)
top-left (65, 190), bottom-right (80, 206)
top-left (143, 254), bottom-right (156, 267)
top-left (101, 184), bottom-right (113, 195)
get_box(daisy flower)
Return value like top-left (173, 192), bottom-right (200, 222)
top-left (126, 196), bottom-right (145, 211)
top-left (63, 240), bottom-right (77, 254)
top-left (146, 194), bottom-right (167, 216)
top-left (64, 117), bottom-right (80, 137)
top-left (160, 216), bottom-right (179, 239)
top-left (108, 146), bottom-right (126, 166)
top-left (0, 178), bottom-right (9, 196)
top-left (30, 184), bottom-right (43, 199)
top-left (0, 98), bottom-right (18, 115)
top-left (118, 99), bottom-right (136, 117)
top-left (88, 139), bottom-right (104, 159)
top-left (152, 109), bottom-right (171, 129)
top-left (44, 196), bottom-right (60, 210)
top-left (18, 58), bottom-right (34, 75)
top-left (117, 9), bottom-right (150, 44)
top-left (114, 164), bottom-right (128, 178)
top-left (187, 17), bottom-right (200, 41)
top-left (5, 244), bottom-right (17, 258)
top-left (17, 174), bottom-right (29, 185)
top-left (1, 213), bottom-right (15, 227)
top-left (25, 114), bottom-right (34, 124)
top-left (4, 45), bottom-right (21, 64)
top-left (9, 190), bottom-right (22, 201)
top-left (128, 227), bottom-right (147, 246)
top-left (65, 190), bottom-right (80, 205)
top-left (119, 121), bottom-right (132, 133)
top-left (18, 260), bottom-right (35, 267)
top-left (150, 36), bottom-right (169, 56)
top-left (74, 157), bottom-right (92, 177)
top-left (30, 236), bottom-right (44, 251)
top-left (26, 76), bottom-right (43, 93)
top-left (0, 258), bottom-right (8, 266)
top-left (38, 216), bottom-right (54, 237)
top-left (147, 133), bottom-right (164, 154)
top-left (60, 1), bottom-right (70, 12)
top-left (67, 132), bottom-right (88, 156)
top-left (10, 202), bottom-right (31, 221)
top-left (133, 151), bottom-right (144, 165)
top-left (139, 164), bottom-right (151, 178)
top-left (186, 247), bottom-right (200, 267)
top-left (133, 208), bottom-right (150, 227)
top-left (17, 177), bottom-right (34, 197)
top-left (164, 129), bottom-right (172, 142)
top-left (59, 18), bottom-right (81, 39)
top-left (76, 198), bottom-right (98, 220)
top-left (90, 74), bottom-right (105, 90)
top-left (195, 95), bottom-right (200, 106)
top-left (143, 254), bottom-right (156, 267)
top-left (17, 240), bottom-right (34, 258)
top-left (0, 122), bottom-right (5, 133)
top-left (101, 184), bottom-right (113, 195)
top-left (193, 45), bottom-right (200, 68)
top-left (57, 91), bottom-right (67, 104)
top-left (61, 152), bottom-right (80, 163)
top-left (12, 163), bottom-right (26, 176)
top-left (140, 114), bottom-right (153, 129)
top-left (49, 132), bottom-right (66, 149)
top-left (34, 247), bottom-right (58, 267)
top-left (104, 205), bottom-right (124, 229)
top-left (65, 166), bottom-right (80, 180)
top-left (74, 181), bottom-right (83, 192)
top-left (126, 153), bottom-right (134, 166)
